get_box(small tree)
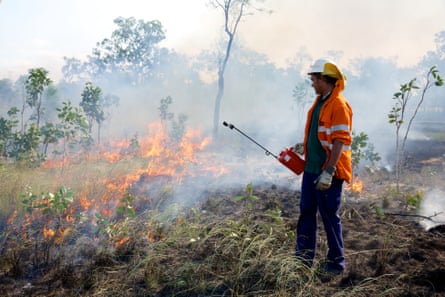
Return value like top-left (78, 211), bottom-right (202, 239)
top-left (80, 82), bottom-right (105, 144)
top-left (40, 122), bottom-right (63, 156)
top-left (159, 96), bottom-right (174, 125)
top-left (292, 80), bottom-right (313, 134)
top-left (351, 131), bottom-right (381, 182)
top-left (170, 113), bottom-right (188, 143)
top-left (234, 182), bottom-right (259, 213)
top-left (158, 96), bottom-right (188, 144)
top-left (24, 68), bottom-right (52, 129)
top-left (0, 107), bottom-right (19, 158)
top-left (11, 123), bottom-right (42, 166)
top-left (56, 101), bottom-right (89, 170)
top-left (388, 66), bottom-right (443, 191)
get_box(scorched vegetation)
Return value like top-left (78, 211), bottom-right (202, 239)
top-left (1, 122), bottom-right (445, 296)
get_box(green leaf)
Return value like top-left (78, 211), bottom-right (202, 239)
top-left (64, 196), bottom-right (74, 203)
top-left (127, 208), bottom-right (136, 218)
top-left (248, 195), bottom-right (259, 201)
top-left (234, 196), bottom-right (245, 202)
top-left (375, 206), bottom-right (384, 217)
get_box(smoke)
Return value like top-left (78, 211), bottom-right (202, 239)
top-left (70, 49), bottom-right (443, 215)
top-left (1, 27), bottom-right (444, 212)
top-left (419, 188), bottom-right (445, 230)
top-left (75, 49), bottom-right (440, 195)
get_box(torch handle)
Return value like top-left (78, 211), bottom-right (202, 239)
top-left (222, 121), bottom-right (278, 159)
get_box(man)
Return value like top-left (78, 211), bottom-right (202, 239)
top-left (294, 58), bottom-right (353, 278)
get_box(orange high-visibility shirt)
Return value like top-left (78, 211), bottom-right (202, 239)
top-left (304, 85), bottom-right (353, 183)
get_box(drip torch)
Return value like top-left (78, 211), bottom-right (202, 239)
top-left (222, 121), bottom-right (305, 175)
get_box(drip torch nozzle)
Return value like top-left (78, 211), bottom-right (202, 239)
top-left (222, 121), bottom-right (234, 129)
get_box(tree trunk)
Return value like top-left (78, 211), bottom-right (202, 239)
top-left (211, 0), bottom-right (246, 138)
top-left (213, 72), bottom-right (225, 137)
top-left (36, 93), bottom-right (42, 129)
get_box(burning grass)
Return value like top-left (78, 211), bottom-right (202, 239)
top-left (2, 171), bottom-right (445, 296)
top-left (0, 171), bottom-right (316, 296)
top-left (1, 131), bottom-right (445, 296)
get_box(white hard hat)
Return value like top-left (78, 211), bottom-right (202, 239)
top-left (307, 58), bottom-right (336, 74)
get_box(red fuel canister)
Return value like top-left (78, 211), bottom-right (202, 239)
top-left (278, 147), bottom-right (305, 175)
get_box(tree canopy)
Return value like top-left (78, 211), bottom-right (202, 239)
top-left (64, 17), bottom-right (167, 86)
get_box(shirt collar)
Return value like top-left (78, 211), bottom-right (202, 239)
top-left (320, 89), bottom-right (333, 101)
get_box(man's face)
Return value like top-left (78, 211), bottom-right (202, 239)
top-left (310, 74), bottom-right (324, 95)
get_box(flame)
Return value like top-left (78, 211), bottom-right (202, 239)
top-left (38, 121), bottom-right (229, 244)
top-left (79, 194), bottom-right (93, 211)
top-left (147, 231), bottom-right (167, 243)
top-left (55, 229), bottom-right (64, 245)
top-left (43, 225), bottom-right (56, 239)
top-left (102, 151), bottom-right (124, 163)
top-left (7, 210), bottom-right (17, 225)
top-left (43, 159), bottom-right (63, 169)
top-left (347, 175), bottom-right (363, 193)
top-left (65, 214), bottom-right (75, 223)
top-left (115, 236), bottom-right (130, 248)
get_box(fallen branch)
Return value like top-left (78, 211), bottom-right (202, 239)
top-left (385, 211), bottom-right (443, 222)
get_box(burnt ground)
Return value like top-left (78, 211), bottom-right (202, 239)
top-left (2, 182), bottom-right (445, 296)
top-left (1, 139), bottom-right (445, 296)
top-left (201, 181), bottom-right (445, 296)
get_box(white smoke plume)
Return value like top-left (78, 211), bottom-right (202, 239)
top-left (419, 188), bottom-right (445, 230)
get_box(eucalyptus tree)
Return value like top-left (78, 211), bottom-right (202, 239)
top-left (87, 17), bottom-right (166, 86)
top-left (209, 0), bottom-right (270, 137)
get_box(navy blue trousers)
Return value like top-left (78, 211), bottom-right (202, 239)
top-left (295, 171), bottom-right (345, 270)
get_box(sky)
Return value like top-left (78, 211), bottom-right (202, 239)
top-left (1, 0), bottom-right (445, 80)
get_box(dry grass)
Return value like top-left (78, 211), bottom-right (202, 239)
top-left (1, 150), bottom-right (445, 296)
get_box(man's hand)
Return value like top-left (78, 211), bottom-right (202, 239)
top-left (314, 165), bottom-right (336, 191)
top-left (293, 143), bottom-right (304, 155)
